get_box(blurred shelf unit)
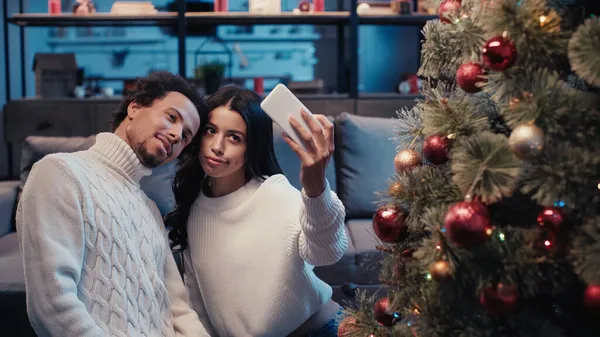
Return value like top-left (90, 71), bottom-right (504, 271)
top-left (4, 0), bottom-right (437, 100)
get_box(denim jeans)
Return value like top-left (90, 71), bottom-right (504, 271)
top-left (306, 309), bottom-right (343, 337)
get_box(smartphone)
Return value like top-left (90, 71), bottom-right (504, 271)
top-left (260, 83), bottom-right (320, 151)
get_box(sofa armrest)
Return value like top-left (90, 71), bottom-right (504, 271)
top-left (0, 180), bottom-right (20, 237)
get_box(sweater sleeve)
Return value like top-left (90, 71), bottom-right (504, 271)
top-left (298, 179), bottom-right (348, 266)
top-left (162, 246), bottom-right (213, 336)
top-left (15, 157), bottom-right (105, 337)
top-left (182, 248), bottom-right (218, 336)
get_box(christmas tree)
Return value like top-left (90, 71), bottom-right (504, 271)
top-left (338, 0), bottom-right (600, 336)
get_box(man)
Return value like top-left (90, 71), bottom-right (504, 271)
top-left (16, 72), bottom-right (211, 337)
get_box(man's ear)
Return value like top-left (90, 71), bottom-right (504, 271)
top-left (127, 101), bottom-right (141, 120)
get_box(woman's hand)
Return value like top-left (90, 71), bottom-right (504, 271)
top-left (282, 109), bottom-right (334, 198)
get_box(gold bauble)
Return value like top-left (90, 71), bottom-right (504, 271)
top-left (388, 181), bottom-right (403, 196)
top-left (508, 123), bottom-right (545, 160)
top-left (430, 260), bottom-right (452, 282)
top-left (394, 149), bottom-right (422, 173)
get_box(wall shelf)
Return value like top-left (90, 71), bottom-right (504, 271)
top-left (4, 0), bottom-right (434, 101)
top-left (8, 13), bottom-right (178, 27)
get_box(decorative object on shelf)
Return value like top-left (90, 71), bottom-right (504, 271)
top-left (391, 0), bottom-right (413, 15)
top-left (195, 60), bottom-right (226, 94)
top-left (33, 53), bottom-right (78, 99)
top-left (298, 1), bottom-right (312, 12)
top-left (73, 0), bottom-right (96, 15)
top-left (110, 1), bottom-right (158, 14)
top-left (397, 73), bottom-right (422, 94)
top-left (48, 0), bottom-right (62, 14)
top-left (313, 0), bottom-right (324, 12)
top-left (254, 77), bottom-right (264, 95)
top-left (356, 2), bottom-right (371, 14)
top-left (249, 0), bottom-right (281, 13)
top-left (214, 0), bottom-right (229, 13)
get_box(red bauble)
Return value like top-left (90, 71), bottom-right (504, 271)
top-left (456, 62), bottom-right (485, 93)
top-left (536, 207), bottom-right (564, 233)
top-left (438, 0), bottom-right (461, 24)
top-left (480, 283), bottom-right (519, 316)
top-left (374, 297), bottom-right (395, 326)
top-left (444, 201), bottom-right (490, 248)
top-left (373, 204), bottom-right (409, 243)
top-left (584, 284), bottom-right (600, 311)
top-left (337, 317), bottom-right (358, 336)
top-left (482, 36), bottom-right (517, 71)
top-left (423, 134), bottom-right (452, 165)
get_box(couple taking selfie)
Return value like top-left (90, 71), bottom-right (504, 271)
top-left (16, 72), bottom-right (348, 337)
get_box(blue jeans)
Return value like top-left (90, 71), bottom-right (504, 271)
top-left (307, 309), bottom-right (343, 337)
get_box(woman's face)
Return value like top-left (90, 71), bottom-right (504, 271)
top-left (199, 105), bottom-right (248, 180)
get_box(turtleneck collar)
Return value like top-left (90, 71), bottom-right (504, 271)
top-left (197, 177), bottom-right (263, 212)
top-left (89, 132), bottom-right (152, 183)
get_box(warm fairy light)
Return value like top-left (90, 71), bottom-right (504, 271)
top-left (544, 240), bottom-right (552, 247)
top-left (414, 308), bottom-right (420, 314)
top-left (486, 228), bottom-right (493, 236)
top-left (597, 182), bottom-right (600, 190)
top-left (539, 15), bottom-right (547, 27)
top-left (436, 245), bottom-right (442, 250)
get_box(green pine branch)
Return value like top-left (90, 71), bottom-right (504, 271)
top-left (520, 144), bottom-right (600, 217)
top-left (419, 84), bottom-right (490, 138)
top-left (570, 216), bottom-right (600, 284)
top-left (568, 16), bottom-right (600, 87)
top-left (451, 132), bottom-right (523, 204)
top-left (418, 18), bottom-right (486, 81)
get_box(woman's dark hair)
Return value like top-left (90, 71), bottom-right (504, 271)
top-left (166, 85), bottom-right (283, 250)
top-left (110, 71), bottom-right (204, 131)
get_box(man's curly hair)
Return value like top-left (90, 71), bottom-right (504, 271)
top-left (110, 71), bottom-right (204, 132)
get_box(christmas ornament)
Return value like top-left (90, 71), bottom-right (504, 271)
top-left (373, 205), bottom-right (409, 243)
top-left (337, 317), bottom-right (358, 336)
top-left (438, 0), bottom-right (461, 24)
top-left (444, 201), bottom-right (490, 248)
top-left (537, 207), bottom-right (564, 233)
top-left (374, 297), bottom-right (395, 326)
top-left (456, 62), bottom-right (485, 93)
top-left (480, 283), bottom-right (519, 315)
top-left (584, 284), bottom-right (600, 311)
top-left (423, 134), bottom-right (452, 165)
top-left (482, 35), bottom-right (517, 71)
top-left (394, 149), bottom-right (422, 173)
top-left (508, 123), bottom-right (545, 160)
top-left (429, 260), bottom-right (452, 282)
top-left (389, 181), bottom-right (403, 196)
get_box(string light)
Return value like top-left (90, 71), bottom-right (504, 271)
top-left (539, 15), bottom-right (547, 27)
top-left (544, 240), bottom-right (552, 247)
top-left (498, 233), bottom-right (505, 241)
top-left (553, 200), bottom-right (565, 207)
top-left (426, 273), bottom-right (432, 280)
top-left (485, 227), bottom-right (493, 236)
top-left (436, 244), bottom-right (442, 250)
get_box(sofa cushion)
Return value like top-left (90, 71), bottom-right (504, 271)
top-left (0, 181), bottom-right (20, 236)
top-left (335, 113), bottom-right (406, 218)
top-left (346, 219), bottom-right (382, 284)
top-left (0, 233), bottom-right (24, 292)
top-left (19, 135), bottom-right (177, 216)
top-left (272, 121), bottom-right (337, 192)
top-left (314, 219), bottom-right (382, 286)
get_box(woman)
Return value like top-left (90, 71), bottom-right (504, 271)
top-left (167, 85), bottom-right (348, 337)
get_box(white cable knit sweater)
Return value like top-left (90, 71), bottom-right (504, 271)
top-left (183, 174), bottom-right (348, 337)
top-left (16, 132), bottom-right (208, 337)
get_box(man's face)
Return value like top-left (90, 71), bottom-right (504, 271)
top-left (126, 91), bottom-right (200, 167)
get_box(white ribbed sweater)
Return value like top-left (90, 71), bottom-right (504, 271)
top-left (16, 133), bottom-right (208, 337)
top-left (183, 174), bottom-right (348, 337)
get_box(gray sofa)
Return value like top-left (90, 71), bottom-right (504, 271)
top-left (0, 112), bottom-right (406, 335)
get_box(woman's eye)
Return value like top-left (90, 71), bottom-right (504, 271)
top-left (230, 135), bottom-right (240, 142)
top-left (168, 113), bottom-right (176, 122)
